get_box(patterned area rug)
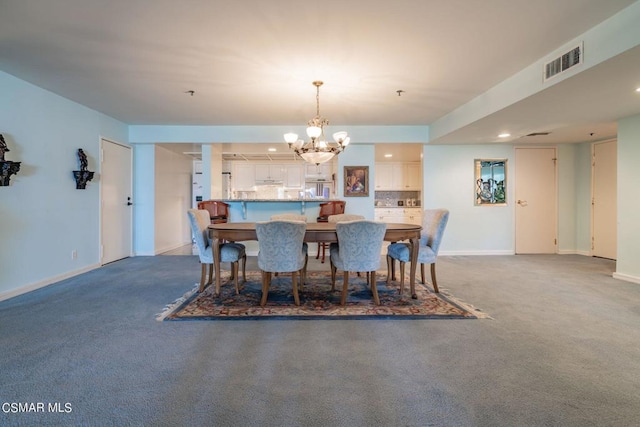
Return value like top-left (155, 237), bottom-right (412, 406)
top-left (157, 271), bottom-right (489, 320)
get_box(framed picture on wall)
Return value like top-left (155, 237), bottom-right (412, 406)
top-left (344, 166), bottom-right (369, 197)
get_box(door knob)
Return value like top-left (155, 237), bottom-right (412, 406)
top-left (517, 199), bottom-right (527, 205)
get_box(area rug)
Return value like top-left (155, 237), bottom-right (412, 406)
top-left (157, 271), bottom-right (489, 321)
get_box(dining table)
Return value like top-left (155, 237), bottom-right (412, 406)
top-left (208, 221), bottom-right (423, 298)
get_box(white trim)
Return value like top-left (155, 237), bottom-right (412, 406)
top-left (612, 272), bottom-right (640, 285)
top-left (155, 241), bottom-right (193, 255)
top-left (439, 250), bottom-right (514, 256)
top-left (0, 264), bottom-right (101, 302)
top-left (558, 249), bottom-right (591, 256)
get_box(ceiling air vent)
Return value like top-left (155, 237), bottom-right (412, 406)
top-left (544, 42), bottom-right (583, 82)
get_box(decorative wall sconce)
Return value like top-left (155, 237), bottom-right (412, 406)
top-left (0, 134), bottom-right (21, 186)
top-left (73, 148), bottom-right (94, 189)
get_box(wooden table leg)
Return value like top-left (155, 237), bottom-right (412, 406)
top-left (410, 236), bottom-right (419, 299)
top-left (212, 237), bottom-right (222, 295)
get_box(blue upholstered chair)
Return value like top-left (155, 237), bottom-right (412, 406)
top-left (256, 220), bottom-right (308, 307)
top-left (329, 220), bottom-right (387, 305)
top-left (386, 209), bottom-right (449, 294)
top-left (187, 209), bottom-right (246, 294)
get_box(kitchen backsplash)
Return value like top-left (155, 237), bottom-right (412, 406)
top-left (375, 191), bottom-right (421, 207)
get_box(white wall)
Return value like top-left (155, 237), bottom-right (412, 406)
top-left (336, 144), bottom-right (376, 219)
top-left (423, 144), bottom-right (515, 255)
top-left (615, 114), bottom-right (640, 283)
top-left (0, 71), bottom-right (128, 300)
top-left (154, 146), bottom-right (193, 254)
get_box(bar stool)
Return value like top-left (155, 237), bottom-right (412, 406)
top-left (197, 200), bottom-right (230, 224)
top-left (316, 201), bottom-right (345, 263)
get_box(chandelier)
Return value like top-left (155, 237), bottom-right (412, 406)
top-left (284, 81), bottom-right (350, 165)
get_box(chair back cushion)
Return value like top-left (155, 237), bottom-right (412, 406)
top-left (335, 220), bottom-right (386, 271)
top-left (256, 220), bottom-right (307, 273)
top-left (421, 209), bottom-right (450, 255)
top-left (187, 209), bottom-right (212, 262)
top-left (327, 214), bottom-right (365, 223)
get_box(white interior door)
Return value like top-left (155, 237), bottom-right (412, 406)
top-left (592, 140), bottom-right (617, 260)
top-left (101, 139), bottom-right (132, 264)
top-left (515, 147), bottom-right (557, 254)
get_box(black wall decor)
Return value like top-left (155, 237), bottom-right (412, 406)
top-left (73, 148), bottom-right (94, 189)
top-left (0, 134), bottom-right (21, 186)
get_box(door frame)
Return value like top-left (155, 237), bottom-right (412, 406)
top-left (590, 138), bottom-right (617, 259)
top-left (513, 146), bottom-right (558, 254)
top-left (99, 137), bottom-right (133, 265)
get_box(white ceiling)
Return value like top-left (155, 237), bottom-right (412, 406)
top-left (1, 0), bottom-right (639, 158)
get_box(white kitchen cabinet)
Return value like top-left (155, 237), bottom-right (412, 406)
top-left (255, 164), bottom-right (284, 183)
top-left (375, 207), bottom-right (422, 225)
top-left (403, 163), bottom-right (422, 190)
top-left (305, 163), bottom-right (333, 180)
top-left (284, 164), bottom-right (303, 188)
top-left (232, 163), bottom-right (256, 190)
top-left (375, 163), bottom-right (422, 190)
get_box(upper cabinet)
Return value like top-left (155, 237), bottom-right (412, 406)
top-left (255, 164), bottom-right (284, 183)
top-left (375, 162), bottom-right (422, 190)
top-left (305, 163), bottom-right (333, 181)
top-left (232, 163), bottom-right (256, 190)
top-left (232, 162), bottom-right (304, 190)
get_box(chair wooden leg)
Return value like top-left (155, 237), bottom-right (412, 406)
top-left (431, 263), bottom-right (440, 293)
top-left (301, 254), bottom-right (308, 290)
top-left (260, 271), bottom-right (271, 307)
top-left (199, 263), bottom-right (207, 293)
top-left (341, 271), bottom-right (350, 306)
top-left (421, 263), bottom-right (426, 284)
top-left (386, 255), bottom-right (392, 286)
top-left (316, 243), bottom-right (321, 259)
top-left (391, 258), bottom-right (396, 281)
top-left (241, 254), bottom-right (247, 283)
top-left (330, 261), bottom-right (337, 291)
top-left (207, 263), bottom-right (214, 285)
top-left (321, 243), bottom-right (326, 263)
top-left (370, 270), bottom-right (380, 305)
top-left (232, 261), bottom-right (239, 295)
top-left (399, 261), bottom-right (406, 296)
top-left (292, 271), bottom-right (300, 306)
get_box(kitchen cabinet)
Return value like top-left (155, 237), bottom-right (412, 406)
top-left (305, 163), bottom-right (333, 180)
top-left (375, 163), bottom-right (421, 190)
top-left (255, 164), bottom-right (284, 183)
top-left (284, 164), bottom-right (303, 188)
top-left (232, 163), bottom-right (256, 190)
top-left (375, 208), bottom-right (422, 225)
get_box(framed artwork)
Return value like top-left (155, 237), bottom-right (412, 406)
top-left (344, 166), bottom-right (369, 197)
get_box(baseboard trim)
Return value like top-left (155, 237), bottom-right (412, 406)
top-left (558, 249), bottom-right (591, 256)
top-left (155, 241), bottom-right (192, 255)
top-left (0, 263), bottom-right (101, 302)
top-left (612, 272), bottom-right (640, 285)
top-left (439, 250), bottom-right (515, 256)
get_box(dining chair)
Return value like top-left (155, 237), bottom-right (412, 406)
top-left (386, 209), bottom-right (449, 294)
top-left (256, 220), bottom-right (308, 307)
top-left (329, 220), bottom-right (387, 305)
top-left (187, 209), bottom-right (246, 294)
top-left (316, 201), bottom-right (346, 263)
top-left (197, 200), bottom-right (230, 224)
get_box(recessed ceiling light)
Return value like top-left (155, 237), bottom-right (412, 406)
top-left (498, 133), bottom-right (511, 138)
top-left (268, 148), bottom-right (277, 152)
top-left (636, 87), bottom-right (640, 93)
top-left (384, 154), bottom-right (393, 158)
